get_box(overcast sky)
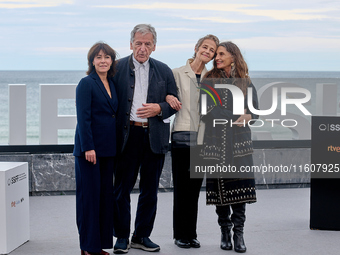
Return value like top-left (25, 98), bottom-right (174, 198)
top-left (1, 0), bottom-right (339, 71)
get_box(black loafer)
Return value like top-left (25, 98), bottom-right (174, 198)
top-left (189, 238), bottom-right (201, 248)
top-left (174, 239), bottom-right (191, 248)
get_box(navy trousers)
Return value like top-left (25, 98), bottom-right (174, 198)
top-left (75, 156), bottom-right (114, 253)
top-left (113, 126), bottom-right (165, 238)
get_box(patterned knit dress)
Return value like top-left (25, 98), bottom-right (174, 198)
top-left (200, 76), bottom-right (257, 205)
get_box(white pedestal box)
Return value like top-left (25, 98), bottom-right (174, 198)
top-left (0, 162), bottom-right (29, 254)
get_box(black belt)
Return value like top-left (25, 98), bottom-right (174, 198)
top-left (130, 121), bottom-right (148, 128)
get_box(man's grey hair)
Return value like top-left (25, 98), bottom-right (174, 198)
top-left (130, 24), bottom-right (157, 45)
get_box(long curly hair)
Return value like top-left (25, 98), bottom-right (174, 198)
top-left (205, 41), bottom-right (250, 95)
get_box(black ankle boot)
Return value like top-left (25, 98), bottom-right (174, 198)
top-left (220, 227), bottom-right (232, 250)
top-left (216, 205), bottom-right (233, 250)
top-left (233, 233), bottom-right (246, 253)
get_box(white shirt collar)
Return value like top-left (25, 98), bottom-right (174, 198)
top-left (132, 55), bottom-right (149, 70)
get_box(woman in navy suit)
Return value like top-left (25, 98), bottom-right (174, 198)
top-left (73, 42), bottom-right (118, 255)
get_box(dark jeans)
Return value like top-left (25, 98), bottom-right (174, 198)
top-left (113, 126), bottom-right (165, 238)
top-left (172, 146), bottom-right (204, 240)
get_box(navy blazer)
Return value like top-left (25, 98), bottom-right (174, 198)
top-left (73, 71), bottom-right (118, 157)
top-left (112, 55), bottom-right (178, 154)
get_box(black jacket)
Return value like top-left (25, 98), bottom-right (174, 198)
top-left (112, 55), bottom-right (178, 154)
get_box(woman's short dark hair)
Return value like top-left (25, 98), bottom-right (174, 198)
top-left (86, 42), bottom-right (117, 78)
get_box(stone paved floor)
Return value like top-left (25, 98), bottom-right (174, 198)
top-left (8, 188), bottom-right (340, 255)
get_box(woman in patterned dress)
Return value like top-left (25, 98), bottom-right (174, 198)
top-left (200, 41), bottom-right (259, 253)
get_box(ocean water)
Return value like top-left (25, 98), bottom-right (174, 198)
top-left (0, 70), bottom-right (340, 145)
top-left (0, 71), bottom-right (85, 145)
